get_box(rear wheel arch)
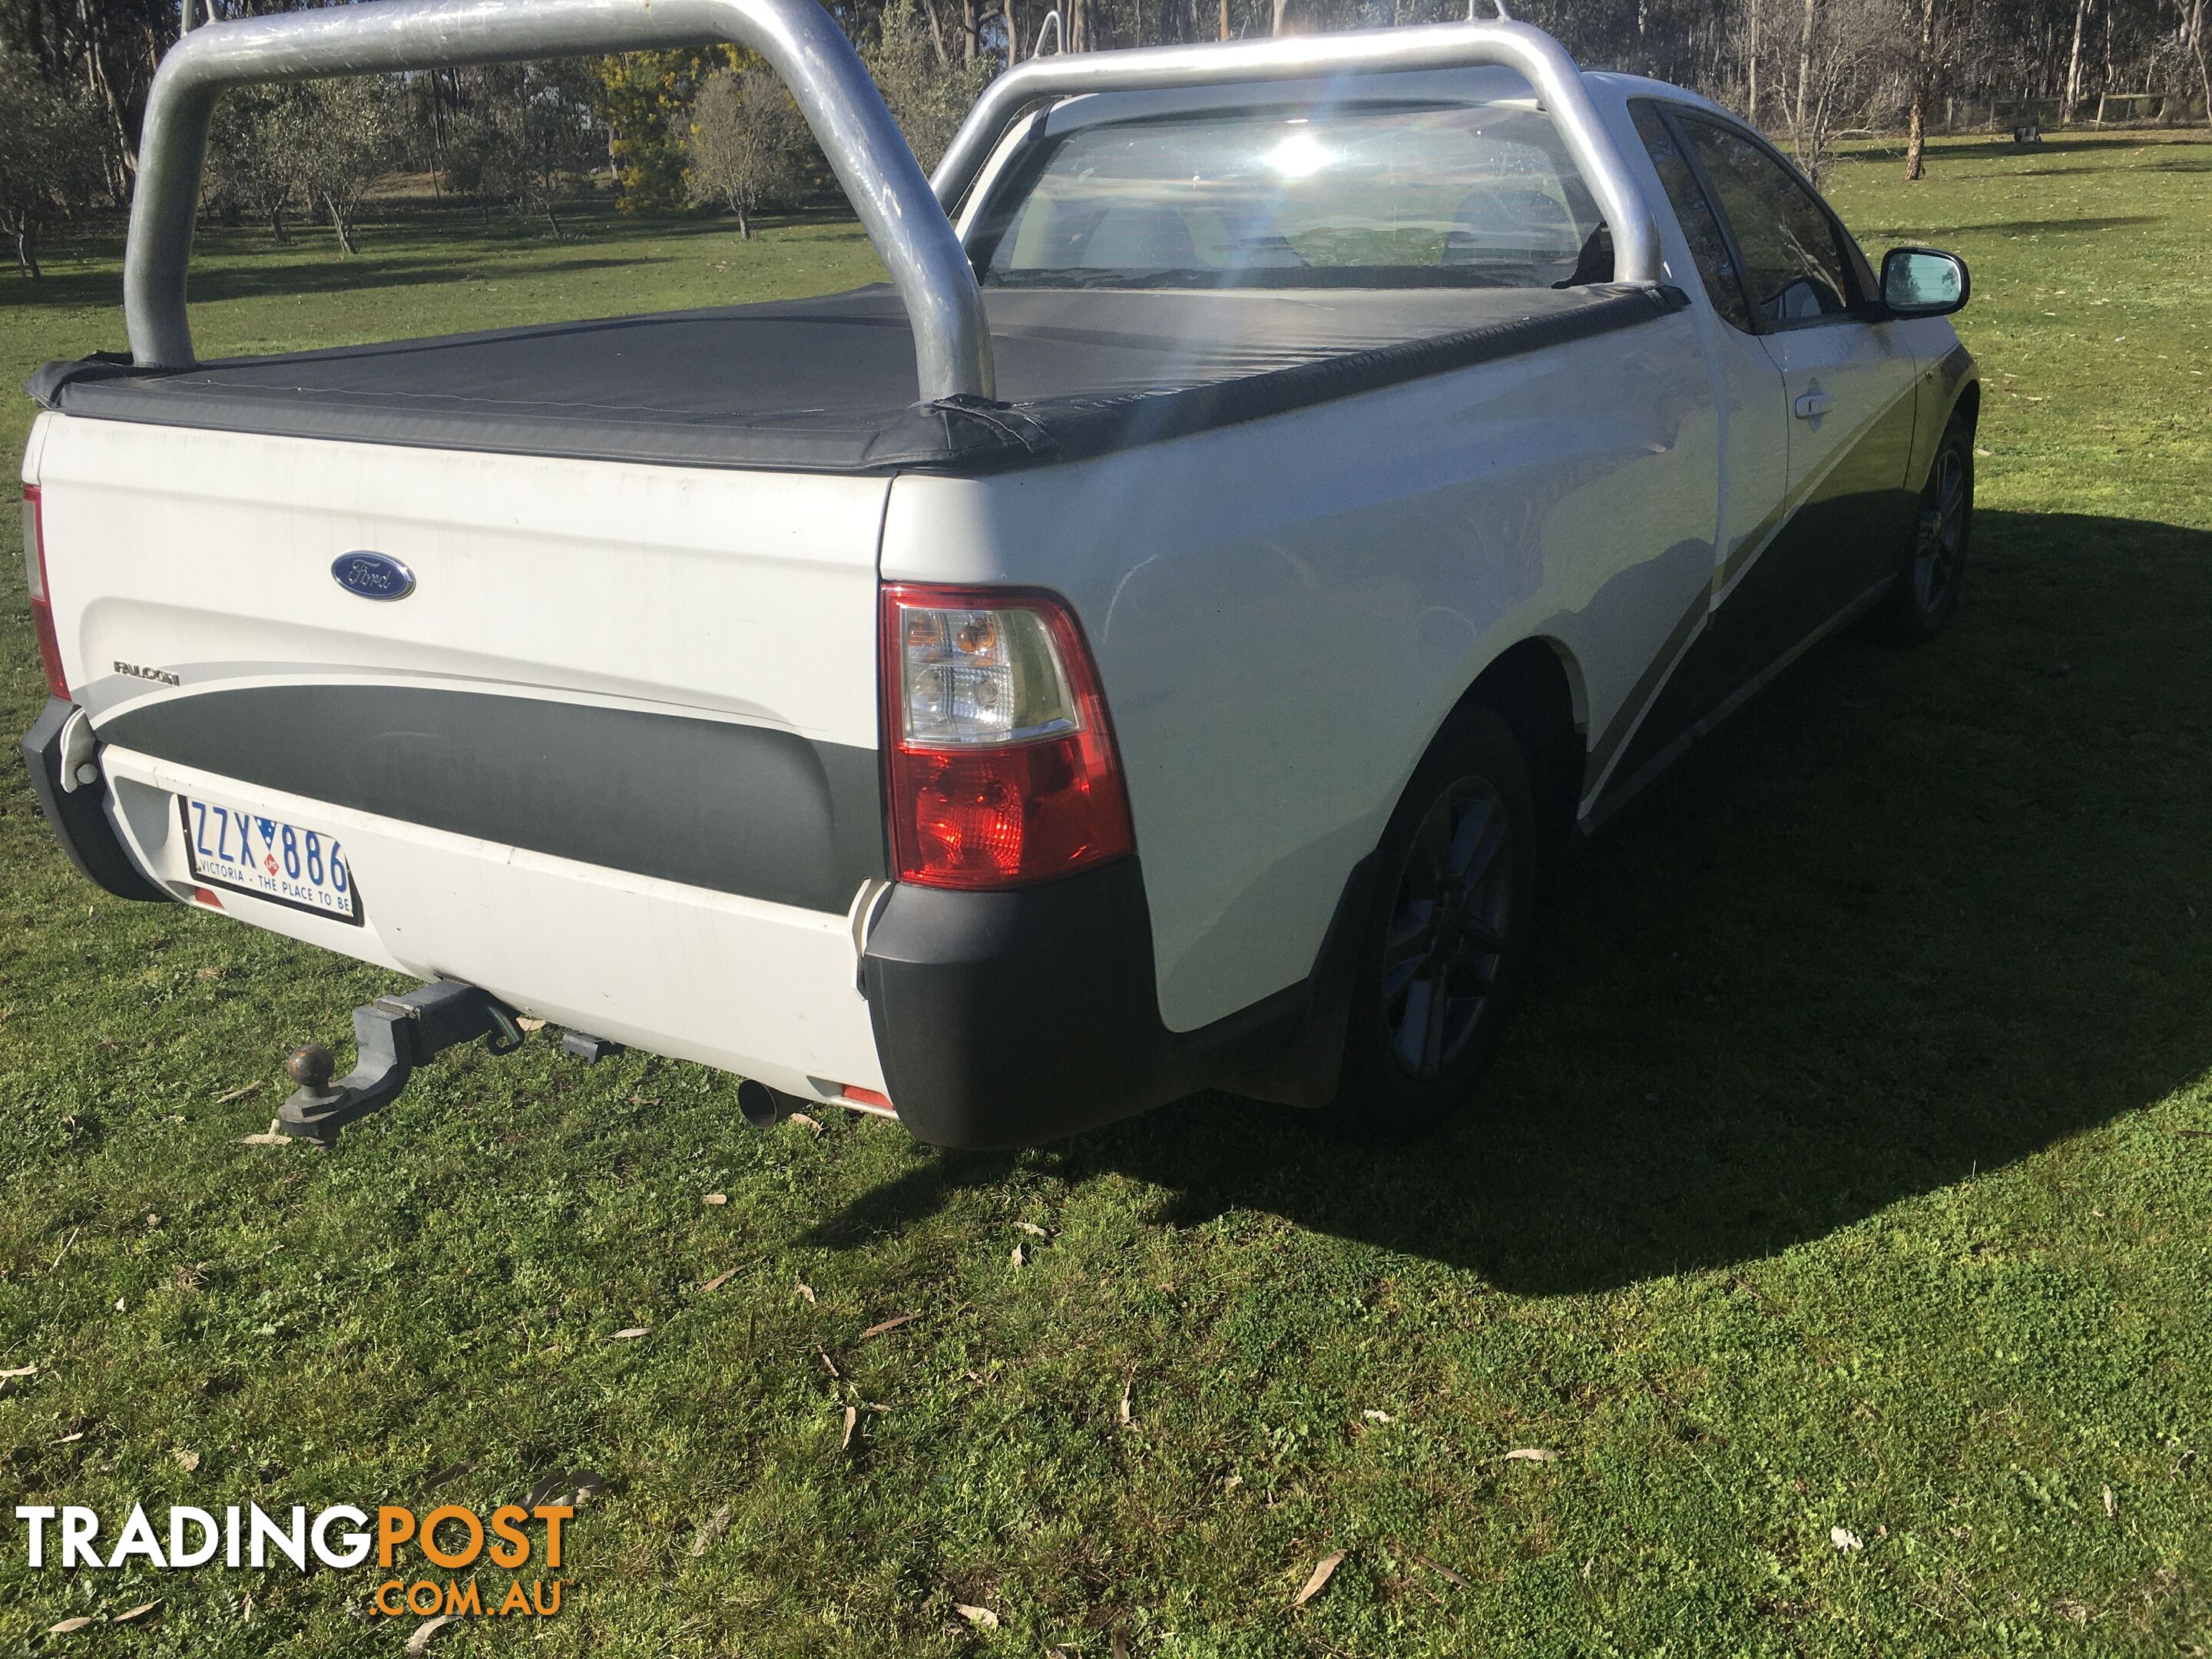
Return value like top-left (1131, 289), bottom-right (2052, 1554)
top-left (1458, 637), bottom-right (1585, 866)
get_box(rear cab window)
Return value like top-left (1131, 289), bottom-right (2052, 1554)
top-left (968, 77), bottom-right (1614, 291)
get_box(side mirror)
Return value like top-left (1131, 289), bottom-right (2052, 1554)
top-left (1881, 247), bottom-right (1970, 317)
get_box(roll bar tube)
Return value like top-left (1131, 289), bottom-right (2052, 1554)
top-left (125, 0), bottom-right (995, 402)
top-left (932, 20), bottom-right (1663, 287)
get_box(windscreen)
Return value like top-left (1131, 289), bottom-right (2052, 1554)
top-left (974, 98), bottom-right (1607, 290)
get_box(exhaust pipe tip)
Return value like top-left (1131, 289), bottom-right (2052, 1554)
top-left (737, 1078), bottom-right (801, 1130)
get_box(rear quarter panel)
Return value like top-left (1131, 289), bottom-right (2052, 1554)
top-left (882, 310), bottom-right (1720, 1031)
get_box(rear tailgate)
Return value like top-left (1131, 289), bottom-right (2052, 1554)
top-left (30, 412), bottom-right (892, 1097)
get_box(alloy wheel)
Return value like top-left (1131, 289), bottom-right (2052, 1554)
top-left (1380, 777), bottom-right (1515, 1079)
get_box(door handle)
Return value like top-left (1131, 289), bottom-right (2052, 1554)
top-left (1793, 390), bottom-right (1835, 419)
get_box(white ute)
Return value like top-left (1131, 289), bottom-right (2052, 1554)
top-left (20, 0), bottom-right (1979, 1146)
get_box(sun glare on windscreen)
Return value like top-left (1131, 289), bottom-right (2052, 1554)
top-left (1263, 130), bottom-right (1334, 179)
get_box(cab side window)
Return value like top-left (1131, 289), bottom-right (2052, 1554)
top-left (1675, 118), bottom-right (1855, 326)
top-left (1630, 101), bottom-right (1754, 335)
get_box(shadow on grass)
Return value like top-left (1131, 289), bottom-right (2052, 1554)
top-left (1858, 215), bottom-right (2165, 238)
top-left (4, 253), bottom-right (677, 316)
top-left (815, 510), bottom-right (2212, 1293)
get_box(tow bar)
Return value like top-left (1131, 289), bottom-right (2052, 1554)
top-left (279, 979), bottom-right (524, 1146)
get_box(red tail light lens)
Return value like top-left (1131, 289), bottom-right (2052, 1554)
top-left (22, 485), bottom-right (67, 700)
top-left (882, 584), bottom-right (1134, 889)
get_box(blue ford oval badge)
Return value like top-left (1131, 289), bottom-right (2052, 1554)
top-left (332, 551), bottom-right (415, 601)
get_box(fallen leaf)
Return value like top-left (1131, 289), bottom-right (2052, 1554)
top-left (1415, 1552), bottom-right (1472, 1589)
top-left (240, 1120), bottom-right (290, 1147)
top-left (55, 1431), bottom-right (84, 1445)
top-left (2104, 1484), bottom-right (2118, 1518)
top-left (173, 1449), bottom-right (200, 1472)
top-left (793, 1279), bottom-right (816, 1304)
top-left (114, 1601), bottom-right (160, 1624)
top-left (788, 1113), bottom-right (824, 1137)
top-left (702, 1192), bottom-right (728, 1206)
top-left (0, 1363), bottom-right (35, 1379)
top-left (214, 1082), bottom-right (260, 1104)
top-left (817, 1348), bottom-right (840, 1379)
top-left (406, 1613), bottom-right (457, 1654)
top-left (514, 1017), bottom-right (549, 1032)
top-left (47, 1616), bottom-right (94, 1634)
top-left (1118, 1374), bottom-right (1134, 1426)
top-left (687, 1503), bottom-right (733, 1558)
top-left (841, 1405), bottom-right (859, 1450)
top-left (1293, 1548), bottom-right (1346, 1607)
top-left (856, 1313), bottom-right (914, 1342)
top-left (611, 1326), bottom-right (651, 1341)
top-left (1010, 1243), bottom-right (1025, 1268)
top-left (1362, 1409), bottom-right (1393, 1424)
top-left (1830, 1526), bottom-right (1863, 1552)
top-left (698, 1268), bottom-right (737, 1295)
top-left (1504, 1447), bottom-right (1559, 1462)
top-left (953, 1604), bottom-right (998, 1629)
top-left (1014, 1221), bottom-right (1048, 1237)
top-left (1223, 1473), bottom-right (1242, 1491)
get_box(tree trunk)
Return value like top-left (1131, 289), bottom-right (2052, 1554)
top-left (2193, 0), bottom-right (2212, 128)
top-left (1904, 0), bottom-right (1936, 180)
top-left (2063, 0), bottom-right (2089, 120)
top-left (736, 202), bottom-right (752, 240)
top-left (1747, 0), bottom-right (1760, 126)
top-left (1794, 0), bottom-right (1815, 137)
top-left (915, 0), bottom-right (951, 66)
top-left (1219, 0), bottom-right (1229, 40)
top-left (326, 197), bottom-right (356, 256)
top-left (962, 0), bottom-right (978, 61)
top-left (1005, 0), bottom-right (1020, 62)
top-left (270, 204), bottom-right (288, 243)
top-left (1270, 0), bottom-right (1286, 32)
top-left (545, 200), bottom-right (563, 238)
top-left (17, 224), bottom-right (42, 280)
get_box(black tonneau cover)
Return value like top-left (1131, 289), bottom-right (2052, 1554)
top-left (31, 283), bottom-right (1684, 475)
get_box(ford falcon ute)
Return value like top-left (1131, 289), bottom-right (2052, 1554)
top-left (18, 0), bottom-right (1977, 1148)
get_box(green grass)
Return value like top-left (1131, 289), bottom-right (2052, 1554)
top-left (2, 140), bottom-right (2209, 1654)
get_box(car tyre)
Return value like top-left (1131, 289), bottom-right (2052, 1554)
top-left (1316, 704), bottom-right (1538, 1142)
top-left (1869, 411), bottom-right (1973, 644)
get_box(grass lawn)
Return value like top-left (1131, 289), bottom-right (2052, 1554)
top-left (2, 137), bottom-right (2209, 1655)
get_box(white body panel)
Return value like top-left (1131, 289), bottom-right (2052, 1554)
top-left (35, 416), bottom-right (887, 746)
top-left (882, 310), bottom-right (1720, 1031)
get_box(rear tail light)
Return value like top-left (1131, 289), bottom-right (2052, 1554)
top-left (882, 584), bottom-right (1134, 889)
top-left (22, 485), bottom-right (66, 700)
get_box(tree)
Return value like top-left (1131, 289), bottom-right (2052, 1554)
top-left (1902, 0), bottom-right (1943, 179)
top-left (0, 48), bottom-right (106, 276)
top-left (594, 48), bottom-right (738, 213)
top-left (210, 88), bottom-right (309, 243)
top-left (687, 66), bottom-right (803, 239)
top-left (863, 0), bottom-right (993, 171)
top-left (447, 60), bottom-right (604, 235)
top-left (293, 77), bottom-right (402, 254)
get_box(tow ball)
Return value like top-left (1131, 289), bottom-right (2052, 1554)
top-left (279, 979), bottom-right (525, 1146)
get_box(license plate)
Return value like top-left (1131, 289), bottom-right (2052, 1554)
top-left (179, 796), bottom-right (361, 923)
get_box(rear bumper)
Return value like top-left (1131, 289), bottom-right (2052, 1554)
top-left (18, 697), bottom-right (170, 905)
top-left (862, 854), bottom-right (1366, 1149)
top-left (26, 700), bottom-right (1356, 1148)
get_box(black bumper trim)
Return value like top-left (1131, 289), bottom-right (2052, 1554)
top-left (861, 853), bottom-right (1373, 1149)
top-left (19, 697), bottom-right (171, 905)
